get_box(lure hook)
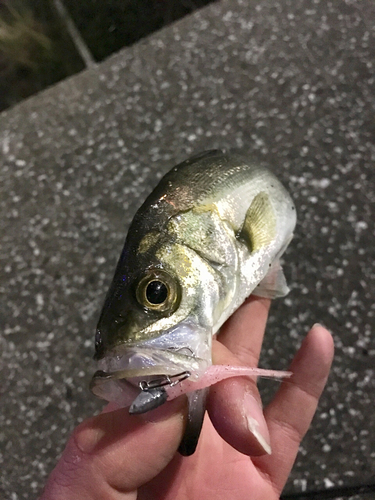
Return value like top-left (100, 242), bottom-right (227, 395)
top-left (139, 370), bottom-right (191, 392)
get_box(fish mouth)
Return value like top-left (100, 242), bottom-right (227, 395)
top-left (90, 322), bottom-right (211, 407)
top-left (90, 345), bottom-right (209, 407)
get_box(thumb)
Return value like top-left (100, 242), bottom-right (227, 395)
top-left (40, 398), bottom-right (186, 500)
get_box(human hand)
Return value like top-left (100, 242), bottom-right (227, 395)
top-left (40, 297), bottom-right (334, 500)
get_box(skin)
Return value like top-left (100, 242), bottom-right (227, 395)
top-left (39, 297), bottom-right (334, 500)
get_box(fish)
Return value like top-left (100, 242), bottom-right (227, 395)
top-left (90, 149), bottom-right (296, 455)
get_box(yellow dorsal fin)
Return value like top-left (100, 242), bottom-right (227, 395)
top-left (239, 192), bottom-right (276, 251)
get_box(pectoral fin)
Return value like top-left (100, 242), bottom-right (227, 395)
top-left (178, 388), bottom-right (207, 456)
top-left (239, 192), bottom-right (276, 251)
top-left (254, 259), bottom-right (290, 299)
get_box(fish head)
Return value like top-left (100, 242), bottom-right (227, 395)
top-left (90, 237), bottom-right (221, 406)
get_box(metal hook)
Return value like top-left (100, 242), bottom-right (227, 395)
top-left (139, 370), bottom-right (191, 392)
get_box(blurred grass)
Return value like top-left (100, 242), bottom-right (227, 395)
top-left (0, 0), bottom-right (84, 112)
top-left (0, 0), bottom-right (215, 113)
top-left (0, 4), bottom-right (53, 69)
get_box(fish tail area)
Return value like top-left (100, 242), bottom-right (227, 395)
top-left (178, 388), bottom-right (208, 456)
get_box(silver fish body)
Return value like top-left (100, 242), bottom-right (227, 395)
top-left (90, 150), bottom-right (296, 453)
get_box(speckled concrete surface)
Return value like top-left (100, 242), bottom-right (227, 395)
top-left (283, 494), bottom-right (375, 500)
top-left (0, 0), bottom-right (374, 498)
top-left (282, 490), bottom-right (375, 500)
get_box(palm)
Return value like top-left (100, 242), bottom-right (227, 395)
top-left (139, 414), bottom-right (277, 500)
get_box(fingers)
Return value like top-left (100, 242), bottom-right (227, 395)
top-left (208, 341), bottom-right (271, 456)
top-left (218, 296), bottom-right (271, 366)
top-left (252, 325), bottom-right (334, 495)
top-left (208, 296), bottom-right (272, 457)
top-left (40, 398), bottom-right (186, 500)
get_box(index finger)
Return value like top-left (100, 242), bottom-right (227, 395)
top-left (217, 295), bottom-right (271, 367)
top-left (208, 296), bottom-right (272, 457)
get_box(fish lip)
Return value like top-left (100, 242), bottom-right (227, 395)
top-left (89, 346), bottom-right (208, 405)
top-left (90, 322), bottom-right (211, 405)
top-left (94, 322), bottom-right (211, 380)
top-left (91, 346), bottom-right (208, 383)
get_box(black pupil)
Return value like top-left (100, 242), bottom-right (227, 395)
top-left (146, 280), bottom-right (168, 305)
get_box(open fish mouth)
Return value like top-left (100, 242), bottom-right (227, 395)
top-left (91, 321), bottom-right (212, 407)
top-left (90, 345), bottom-right (209, 407)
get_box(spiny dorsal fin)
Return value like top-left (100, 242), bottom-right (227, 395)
top-left (239, 192), bottom-right (276, 251)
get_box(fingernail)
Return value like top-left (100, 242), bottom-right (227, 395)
top-left (243, 393), bottom-right (271, 455)
top-left (312, 323), bottom-right (332, 334)
top-left (312, 323), bottom-right (324, 329)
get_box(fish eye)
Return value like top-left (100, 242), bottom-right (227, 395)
top-left (146, 280), bottom-right (168, 305)
top-left (136, 270), bottom-right (180, 313)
